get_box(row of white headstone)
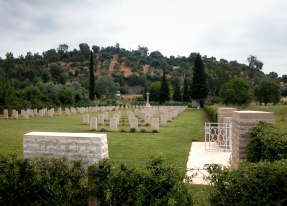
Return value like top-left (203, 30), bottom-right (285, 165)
top-left (83, 106), bottom-right (188, 132)
top-left (3, 108), bottom-right (57, 119)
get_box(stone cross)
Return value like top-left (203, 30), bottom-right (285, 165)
top-left (146, 92), bottom-right (151, 107)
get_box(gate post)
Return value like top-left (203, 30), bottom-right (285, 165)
top-left (218, 107), bottom-right (237, 123)
top-left (231, 111), bottom-right (275, 168)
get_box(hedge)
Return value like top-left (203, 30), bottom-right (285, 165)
top-left (207, 160), bottom-right (287, 205)
top-left (203, 105), bottom-right (218, 122)
top-left (248, 122), bottom-right (287, 162)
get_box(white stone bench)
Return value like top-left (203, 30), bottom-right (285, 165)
top-left (23, 132), bottom-right (109, 166)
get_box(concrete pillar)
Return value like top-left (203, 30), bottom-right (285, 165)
top-left (231, 111), bottom-right (275, 168)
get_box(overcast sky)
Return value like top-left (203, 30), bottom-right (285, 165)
top-left (0, 0), bottom-right (286, 76)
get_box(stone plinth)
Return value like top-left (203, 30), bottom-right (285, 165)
top-left (231, 111), bottom-right (275, 168)
top-left (218, 107), bottom-right (237, 123)
top-left (23, 132), bottom-right (109, 166)
top-left (90, 117), bottom-right (97, 131)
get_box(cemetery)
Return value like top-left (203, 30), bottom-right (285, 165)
top-left (1, 104), bottom-right (287, 205)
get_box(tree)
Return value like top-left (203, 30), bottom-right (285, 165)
top-left (182, 75), bottom-right (189, 102)
top-left (254, 80), bottom-right (281, 105)
top-left (173, 77), bottom-right (182, 102)
top-left (94, 76), bottom-right (119, 97)
top-left (160, 68), bottom-right (170, 104)
top-left (246, 55), bottom-right (264, 79)
top-left (149, 81), bottom-right (161, 102)
top-left (150, 59), bottom-right (160, 69)
top-left (89, 51), bottom-right (95, 100)
top-left (220, 78), bottom-right (253, 106)
top-left (190, 53), bottom-right (209, 106)
top-left (57, 44), bottom-right (69, 55)
top-left (79, 43), bottom-right (90, 60)
top-left (281, 75), bottom-right (287, 84)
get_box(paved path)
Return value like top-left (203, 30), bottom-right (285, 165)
top-left (186, 142), bottom-right (231, 184)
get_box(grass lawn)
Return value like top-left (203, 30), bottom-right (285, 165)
top-left (0, 108), bottom-right (205, 168)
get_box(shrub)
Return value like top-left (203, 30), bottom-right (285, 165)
top-left (145, 123), bottom-right (150, 126)
top-left (140, 127), bottom-right (146, 133)
top-left (0, 155), bottom-right (88, 205)
top-left (130, 128), bottom-right (136, 132)
top-left (152, 130), bottom-right (158, 133)
top-left (120, 128), bottom-right (126, 132)
top-left (203, 105), bottom-right (217, 122)
top-left (100, 127), bottom-right (107, 132)
top-left (91, 156), bottom-right (193, 205)
top-left (207, 160), bottom-right (287, 205)
top-left (248, 122), bottom-right (287, 162)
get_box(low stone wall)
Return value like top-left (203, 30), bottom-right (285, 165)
top-left (23, 132), bottom-right (109, 166)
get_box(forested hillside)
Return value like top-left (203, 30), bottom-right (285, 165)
top-left (0, 43), bottom-right (286, 111)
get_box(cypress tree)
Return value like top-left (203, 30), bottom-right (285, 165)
top-left (89, 51), bottom-right (95, 100)
top-left (159, 68), bottom-right (170, 105)
top-left (182, 75), bottom-right (189, 102)
top-left (190, 53), bottom-right (209, 106)
top-left (173, 77), bottom-right (182, 102)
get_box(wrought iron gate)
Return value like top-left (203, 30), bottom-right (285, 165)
top-left (204, 122), bottom-right (232, 151)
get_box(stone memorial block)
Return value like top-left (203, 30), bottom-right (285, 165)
top-left (34, 109), bottom-right (38, 116)
top-left (98, 114), bottom-right (104, 125)
top-left (65, 108), bottom-right (70, 116)
top-left (161, 115), bottom-right (167, 126)
top-left (48, 110), bottom-right (53, 118)
top-left (38, 109), bottom-right (43, 117)
top-left (113, 114), bottom-right (120, 125)
top-left (83, 114), bottom-right (90, 125)
top-left (90, 117), bottom-right (97, 131)
top-left (130, 118), bottom-right (138, 131)
top-left (110, 117), bottom-right (118, 132)
top-left (103, 112), bottom-right (108, 121)
top-left (23, 132), bottom-right (109, 166)
top-left (58, 108), bottom-right (62, 116)
top-left (167, 113), bottom-right (172, 122)
top-left (144, 114), bottom-right (151, 125)
top-left (24, 111), bottom-right (29, 120)
top-left (3, 109), bottom-right (8, 119)
top-left (151, 118), bottom-right (159, 132)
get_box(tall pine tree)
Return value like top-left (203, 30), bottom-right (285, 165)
top-left (89, 51), bottom-right (95, 100)
top-left (159, 68), bottom-right (170, 105)
top-left (190, 53), bottom-right (209, 107)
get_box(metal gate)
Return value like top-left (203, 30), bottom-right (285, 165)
top-left (204, 122), bottom-right (232, 151)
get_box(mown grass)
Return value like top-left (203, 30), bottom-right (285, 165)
top-left (0, 108), bottom-right (205, 168)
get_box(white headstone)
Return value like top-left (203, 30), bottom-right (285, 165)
top-left (90, 117), bottom-right (97, 131)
